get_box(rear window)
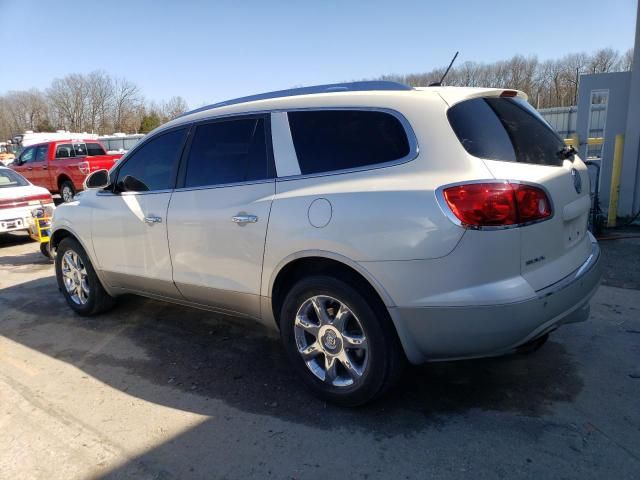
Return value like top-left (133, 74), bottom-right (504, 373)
top-left (288, 110), bottom-right (411, 175)
top-left (86, 143), bottom-right (106, 156)
top-left (447, 97), bottom-right (567, 166)
top-left (0, 169), bottom-right (29, 188)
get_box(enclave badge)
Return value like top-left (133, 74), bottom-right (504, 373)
top-left (571, 168), bottom-right (582, 194)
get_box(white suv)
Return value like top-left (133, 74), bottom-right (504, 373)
top-left (51, 81), bottom-right (601, 406)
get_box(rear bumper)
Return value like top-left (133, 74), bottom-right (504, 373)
top-left (389, 237), bottom-right (602, 364)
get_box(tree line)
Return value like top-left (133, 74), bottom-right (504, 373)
top-left (1, 47), bottom-right (633, 141)
top-left (377, 47), bottom-right (634, 108)
top-left (0, 70), bottom-right (188, 142)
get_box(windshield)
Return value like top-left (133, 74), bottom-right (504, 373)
top-left (0, 169), bottom-right (29, 188)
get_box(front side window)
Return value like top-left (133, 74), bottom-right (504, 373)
top-left (116, 127), bottom-right (187, 192)
top-left (184, 117), bottom-right (271, 188)
top-left (86, 143), bottom-right (106, 156)
top-left (56, 144), bottom-right (75, 159)
top-left (288, 110), bottom-right (411, 175)
top-left (19, 147), bottom-right (36, 163)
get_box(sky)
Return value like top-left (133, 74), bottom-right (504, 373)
top-left (0, 0), bottom-right (637, 108)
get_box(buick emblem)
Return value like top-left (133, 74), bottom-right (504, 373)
top-left (571, 168), bottom-right (582, 194)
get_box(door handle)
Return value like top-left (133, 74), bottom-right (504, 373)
top-left (42, 166), bottom-right (48, 170)
top-left (232, 214), bottom-right (258, 224)
top-left (143, 216), bottom-right (162, 225)
top-left (27, 167), bottom-right (33, 171)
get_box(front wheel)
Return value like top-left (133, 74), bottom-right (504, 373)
top-left (60, 180), bottom-right (75, 203)
top-left (55, 237), bottom-right (115, 316)
top-left (280, 275), bottom-right (404, 406)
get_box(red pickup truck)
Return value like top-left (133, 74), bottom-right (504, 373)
top-left (11, 140), bottom-right (122, 202)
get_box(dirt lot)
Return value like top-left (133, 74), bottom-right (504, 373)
top-left (1, 229), bottom-right (639, 480)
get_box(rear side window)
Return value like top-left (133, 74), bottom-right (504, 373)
top-left (447, 97), bottom-right (566, 166)
top-left (56, 144), bottom-right (75, 158)
top-left (288, 110), bottom-right (411, 175)
top-left (35, 144), bottom-right (48, 161)
top-left (86, 143), bottom-right (106, 156)
top-left (184, 117), bottom-right (272, 188)
top-left (116, 128), bottom-right (187, 191)
top-left (73, 143), bottom-right (87, 156)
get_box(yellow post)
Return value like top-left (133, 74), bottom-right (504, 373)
top-left (607, 134), bottom-right (625, 227)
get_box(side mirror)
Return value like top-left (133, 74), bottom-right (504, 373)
top-left (121, 175), bottom-right (149, 192)
top-left (84, 169), bottom-right (110, 189)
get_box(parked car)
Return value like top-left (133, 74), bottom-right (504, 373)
top-left (0, 166), bottom-right (55, 236)
top-left (50, 81), bottom-right (602, 406)
top-left (10, 139), bottom-right (123, 202)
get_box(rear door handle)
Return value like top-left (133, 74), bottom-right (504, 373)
top-left (143, 216), bottom-right (162, 225)
top-left (232, 214), bottom-right (258, 224)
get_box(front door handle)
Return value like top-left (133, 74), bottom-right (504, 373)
top-left (143, 216), bottom-right (162, 225)
top-left (232, 214), bottom-right (258, 224)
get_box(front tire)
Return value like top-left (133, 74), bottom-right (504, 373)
top-left (280, 275), bottom-right (404, 406)
top-left (55, 237), bottom-right (115, 316)
top-left (60, 180), bottom-right (75, 202)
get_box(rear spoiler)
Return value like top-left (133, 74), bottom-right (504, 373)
top-left (416, 87), bottom-right (528, 107)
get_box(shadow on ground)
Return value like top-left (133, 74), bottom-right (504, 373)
top-left (1, 274), bottom-right (583, 437)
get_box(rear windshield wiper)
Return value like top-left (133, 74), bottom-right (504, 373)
top-left (558, 145), bottom-right (577, 160)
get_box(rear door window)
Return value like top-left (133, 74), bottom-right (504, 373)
top-left (35, 144), bottom-right (48, 162)
top-left (183, 116), bottom-right (273, 188)
top-left (73, 143), bottom-right (87, 157)
top-left (447, 97), bottom-right (567, 166)
top-left (288, 110), bottom-right (411, 175)
top-left (55, 144), bottom-right (75, 159)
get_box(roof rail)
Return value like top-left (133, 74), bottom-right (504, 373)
top-left (179, 81), bottom-right (413, 118)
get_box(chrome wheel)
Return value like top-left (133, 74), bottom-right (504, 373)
top-left (61, 185), bottom-right (74, 202)
top-left (61, 250), bottom-right (90, 305)
top-left (294, 295), bottom-right (369, 387)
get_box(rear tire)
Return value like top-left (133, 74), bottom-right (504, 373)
top-left (60, 180), bottom-right (75, 202)
top-left (280, 275), bottom-right (404, 406)
top-left (55, 237), bottom-right (115, 316)
top-left (516, 333), bottom-right (549, 355)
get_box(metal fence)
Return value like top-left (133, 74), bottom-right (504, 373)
top-left (538, 106), bottom-right (578, 138)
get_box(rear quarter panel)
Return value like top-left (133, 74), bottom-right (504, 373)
top-left (261, 93), bottom-right (495, 299)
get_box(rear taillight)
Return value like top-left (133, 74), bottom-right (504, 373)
top-left (0, 193), bottom-right (54, 210)
top-left (441, 182), bottom-right (551, 228)
top-left (78, 161), bottom-right (90, 174)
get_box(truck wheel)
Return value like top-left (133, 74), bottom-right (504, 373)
top-left (60, 181), bottom-right (75, 202)
top-left (55, 237), bottom-right (115, 316)
top-left (280, 275), bottom-right (405, 406)
top-left (40, 242), bottom-right (52, 260)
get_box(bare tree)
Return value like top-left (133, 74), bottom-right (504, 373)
top-left (86, 71), bottom-right (114, 133)
top-left (621, 48), bottom-right (634, 71)
top-left (162, 96), bottom-right (189, 120)
top-left (112, 77), bottom-right (142, 132)
top-left (588, 48), bottom-right (620, 73)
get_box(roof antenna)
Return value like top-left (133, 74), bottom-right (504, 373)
top-left (429, 51), bottom-right (459, 87)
